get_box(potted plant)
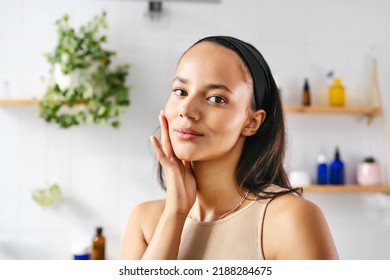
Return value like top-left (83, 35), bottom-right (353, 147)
top-left (40, 11), bottom-right (130, 128)
top-left (357, 156), bottom-right (382, 186)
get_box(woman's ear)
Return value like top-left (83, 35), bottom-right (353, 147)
top-left (241, 109), bottom-right (266, 136)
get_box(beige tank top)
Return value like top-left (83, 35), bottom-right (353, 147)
top-left (177, 197), bottom-right (274, 260)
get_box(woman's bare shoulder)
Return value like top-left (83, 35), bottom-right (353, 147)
top-left (131, 199), bottom-right (166, 227)
top-left (125, 200), bottom-right (165, 245)
top-left (263, 194), bottom-right (339, 260)
top-left (121, 199), bottom-right (166, 259)
top-left (268, 193), bottom-right (320, 217)
top-left (133, 199), bottom-right (166, 213)
top-left (264, 194), bottom-right (324, 237)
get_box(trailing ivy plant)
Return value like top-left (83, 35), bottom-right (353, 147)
top-left (40, 11), bottom-right (130, 128)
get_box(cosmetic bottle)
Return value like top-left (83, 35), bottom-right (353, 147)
top-left (316, 154), bottom-right (328, 185)
top-left (329, 147), bottom-right (345, 185)
top-left (92, 227), bottom-right (105, 260)
top-left (329, 78), bottom-right (345, 106)
top-left (302, 78), bottom-right (311, 106)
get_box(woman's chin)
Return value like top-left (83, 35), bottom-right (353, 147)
top-left (172, 149), bottom-right (198, 162)
top-left (175, 153), bottom-right (195, 162)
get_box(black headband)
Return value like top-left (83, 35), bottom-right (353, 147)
top-left (195, 36), bottom-right (271, 110)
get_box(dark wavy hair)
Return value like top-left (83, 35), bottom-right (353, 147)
top-left (157, 37), bottom-right (301, 199)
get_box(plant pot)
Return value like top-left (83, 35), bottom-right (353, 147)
top-left (357, 162), bottom-right (382, 186)
top-left (54, 64), bottom-right (72, 90)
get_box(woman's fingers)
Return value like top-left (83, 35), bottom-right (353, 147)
top-left (151, 110), bottom-right (183, 169)
top-left (159, 111), bottom-right (175, 160)
top-left (150, 135), bottom-right (171, 168)
top-left (183, 160), bottom-right (192, 173)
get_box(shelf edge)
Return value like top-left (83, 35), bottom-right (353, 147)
top-left (284, 106), bottom-right (382, 115)
top-left (0, 99), bottom-right (40, 106)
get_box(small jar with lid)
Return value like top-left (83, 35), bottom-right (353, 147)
top-left (71, 242), bottom-right (91, 260)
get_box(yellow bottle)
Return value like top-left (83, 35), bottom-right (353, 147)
top-left (329, 78), bottom-right (345, 106)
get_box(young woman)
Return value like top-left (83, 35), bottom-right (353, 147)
top-left (121, 36), bottom-right (339, 260)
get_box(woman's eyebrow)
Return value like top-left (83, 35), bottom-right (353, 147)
top-left (173, 76), bottom-right (189, 84)
top-left (205, 83), bottom-right (233, 94)
top-left (173, 76), bottom-right (232, 94)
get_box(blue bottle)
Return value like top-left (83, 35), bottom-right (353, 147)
top-left (329, 147), bottom-right (344, 185)
top-left (317, 154), bottom-right (328, 184)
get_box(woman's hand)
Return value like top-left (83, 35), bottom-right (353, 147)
top-left (122, 111), bottom-right (196, 260)
top-left (150, 111), bottom-right (197, 217)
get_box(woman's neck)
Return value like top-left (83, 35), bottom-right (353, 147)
top-left (189, 141), bottom-right (248, 221)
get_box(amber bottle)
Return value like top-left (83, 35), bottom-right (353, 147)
top-left (92, 227), bottom-right (105, 260)
top-left (302, 78), bottom-right (311, 106)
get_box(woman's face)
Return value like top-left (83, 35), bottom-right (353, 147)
top-left (164, 42), bottom-right (254, 162)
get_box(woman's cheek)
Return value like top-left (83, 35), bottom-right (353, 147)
top-left (164, 97), bottom-right (176, 118)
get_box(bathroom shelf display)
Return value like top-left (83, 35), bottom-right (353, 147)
top-left (285, 66), bottom-right (386, 192)
top-left (303, 185), bottom-right (390, 193)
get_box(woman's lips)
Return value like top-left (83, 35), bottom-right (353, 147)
top-left (174, 127), bottom-right (204, 140)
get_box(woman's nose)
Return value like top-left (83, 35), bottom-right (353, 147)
top-left (178, 96), bottom-right (200, 121)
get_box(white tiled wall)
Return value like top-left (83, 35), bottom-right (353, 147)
top-left (0, 0), bottom-right (389, 260)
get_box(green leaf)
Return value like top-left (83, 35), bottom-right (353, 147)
top-left (111, 120), bottom-right (120, 128)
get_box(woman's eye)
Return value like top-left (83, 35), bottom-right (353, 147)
top-left (173, 89), bottom-right (187, 97)
top-left (208, 96), bottom-right (226, 104)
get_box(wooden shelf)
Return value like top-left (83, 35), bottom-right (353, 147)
top-left (303, 185), bottom-right (390, 193)
top-left (284, 106), bottom-right (382, 116)
top-left (0, 99), bottom-right (40, 106)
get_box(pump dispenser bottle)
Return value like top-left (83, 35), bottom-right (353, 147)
top-left (92, 227), bottom-right (105, 260)
top-left (329, 147), bottom-right (344, 185)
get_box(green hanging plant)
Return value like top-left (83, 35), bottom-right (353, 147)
top-left (40, 11), bottom-right (130, 129)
